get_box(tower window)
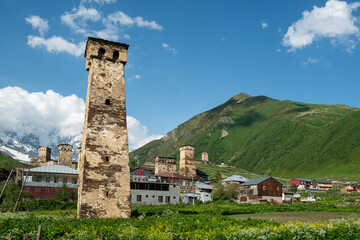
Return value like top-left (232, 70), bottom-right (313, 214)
top-left (105, 191), bottom-right (109, 196)
top-left (105, 156), bottom-right (109, 162)
top-left (105, 99), bottom-right (111, 105)
top-left (113, 50), bottom-right (119, 61)
top-left (98, 48), bottom-right (105, 58)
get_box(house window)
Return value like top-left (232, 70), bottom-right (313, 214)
top-left (173, 196), bottom-right (176, 199)
top-left (63, 178), bottom-right (67, 184)
top-left (166, 196), bottom-right (170, 203)
top-left (145, 195), bottom-right (148, 198)
top-left (72, 178), bottom-right (77, 184)
top-left (46, 177), bottom-right (50, 183)
top-left (158, 196), bottom-right (163, 202)
top-left (35, 175), bottom-right (42, 182)
top-left (35, 188), bottom-right (39, 192)
top-left (263, 186), bottom-right (266, 190)
top-left (277, 187), bottom-right (280, 191)
top-left (25, 188), bottom-right (30, 191)
top-left (152, 195), bottom-right (155, 198)
top-left (44, 188), bottom-right (49, 192)
top-left (54, 189), bottom-right (58, 192)
top-left (137, 195), bottom-right (142, 202)
top-left (54, 177), bottom-right (59, 183)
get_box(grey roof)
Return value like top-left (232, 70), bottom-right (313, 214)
top-left (223, 175), bottom-right (249, 183)
top-left (314, 180), bottom-right (332, 184)
top-left (240, 177), bottom-right (271, 186)
top-left (25, 182), bottom-right (78, 188)
top-left (295, 178), bottom-right (313, 182)
top-left (26, 165), bottom-right (78, 175)
top-left (195, 181), bottom-right (213, 190)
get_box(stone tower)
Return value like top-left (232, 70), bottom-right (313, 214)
top-left (58, 144), bottom-right (73, 167)
top-left (202, 152), bottom-right (208, 162)
top-left (155, 157), bottom-right (177, 175)
top-left (38, 146), bottom-right (51, 166)
top-left (179, 145), bottom-right (196, 177)
top-left (77, 37), bottom-right (131, 219)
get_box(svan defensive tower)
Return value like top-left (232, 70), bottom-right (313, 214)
top-left (77, 37), bottom-right (131, 218)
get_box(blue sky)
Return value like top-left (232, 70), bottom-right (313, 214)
top-left (1, 0), bottom-right (360, 149)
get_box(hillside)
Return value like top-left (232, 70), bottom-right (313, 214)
top-left (130, 93), bottom-right (360, 180)
top-left (0, 152), bottom-right (21, 171)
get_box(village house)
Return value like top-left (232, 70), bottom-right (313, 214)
top-left (238, 177), bottom-right (283, 203)
top-left (314, 180), bottom-right (333, 191)
top-left (23, 165), bottom-right (78, 199)
top-left (130, 168), bottom-right (180, 205)
top-left (222, 175), bottom-right (249, 186)
top-left (340, 184), bottom-right (360, 194)
top-left (289, 178), bottom-right (315, 190)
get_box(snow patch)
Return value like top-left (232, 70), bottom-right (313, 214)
top-left (0, 144), bottom-right (33, 163)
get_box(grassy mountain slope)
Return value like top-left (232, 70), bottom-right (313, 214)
top-left (130, 93), bottom-right (360, 180)
top-left (0, 153), bottom-right (21, 171)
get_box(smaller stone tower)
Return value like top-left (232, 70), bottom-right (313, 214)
top-left (38, 146), bottom-right (51, 166)
top-left (179, 145), bottom-right (196, 177)
top-left (58, 144), bottom-right (73, 167)
top-left (202, 152), bottom-right (208, 162)
top-left (155, 157), bottom-right (177, 175)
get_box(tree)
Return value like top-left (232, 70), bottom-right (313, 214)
top-left (290, 183), bottom-right (298, 193)
top-left (224, 183), bottom-right (238, 200)
top-left (56, 184), bottom-right (69, 202)
top-left (212, 171), bottom-right (226, 201)
top-left (0, 179), bottom-right (33, 205)
top-left (70, 189), bottom-right (78, 201)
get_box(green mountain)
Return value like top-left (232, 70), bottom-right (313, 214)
top-left (130, 93), bottom-right (360, 180)
top-left (0, 153), bottom-right (21, 171)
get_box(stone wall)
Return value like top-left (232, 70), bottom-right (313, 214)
top-left (77, 37), bottom-right (131, 219)
top-left (155, 157), bottom-right (177, 175)
top-left (179, 145), bottom-right (196, 177)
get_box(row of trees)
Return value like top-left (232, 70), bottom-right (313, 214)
top-left (211, 171), bottom-right (238, 201)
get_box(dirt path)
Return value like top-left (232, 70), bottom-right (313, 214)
top-left (230, 212), bottom-right (360, 223)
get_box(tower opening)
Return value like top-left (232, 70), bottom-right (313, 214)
top-left (98, 48), bottom-right (105, 58)
top-left (105, 99), bottom-right (111, 105)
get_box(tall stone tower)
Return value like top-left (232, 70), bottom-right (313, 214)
top-left (179, 145), bottom-right (196, 177)
top-left (202, 152), bottom-right (208, 162)
top-left (155, 157), bottom-right (177, 175)
top-left (38, 146), bottom-right (51, 166)
top-left (58, 144), bottom-right (73, 167)
top-left (77, 37), bottom-right (131, 219)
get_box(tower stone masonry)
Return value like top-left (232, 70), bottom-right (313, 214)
top-left (58, 144), bottom-right (72, 167)
top-left (77, 37), bottom-right (131, 219)
top-left (155, 157), bottom-right (177, 175)
top-left (202, 152), bottom-right (209, 162)
top-left (179, 145), bottom-right (196, 177)
top-left (38, 146), bottom-right (51, 166)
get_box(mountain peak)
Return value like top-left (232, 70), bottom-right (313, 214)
top-left (230, 93), bottom-right (251, 102)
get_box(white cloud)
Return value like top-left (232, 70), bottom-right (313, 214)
top-left (27, 35), bottom-right (86, 57)
top-left (261, 22), bottom-right (268, 29)
top-left (127, 116), bottom-right (163, 150)
top-left (0, 86), bottom-right (162, 151)
top-left (0, 87), bottom-right (85, 145)
top-left (106, 11), bottom-right (163, 30)
top-left (303, 57), bottom-right (319, 65)
top-left (82, 0), bottom-right (116, 4)
top-left (135, 75), bottom-right (140, 79)
top-left (61, 6), bottom-right (101, 35)
top-left (162, 43), bottom-right (178, 54)
top-left (25, 15), bottom-right (49, 36)
top-left (283, 0), bottom-right (360, 51)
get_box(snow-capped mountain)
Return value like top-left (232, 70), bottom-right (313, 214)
top-left (0, 129), bottom-right (82, 163)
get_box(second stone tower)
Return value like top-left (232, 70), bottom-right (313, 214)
top-left (77, 37), bottom-right (131, 218)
